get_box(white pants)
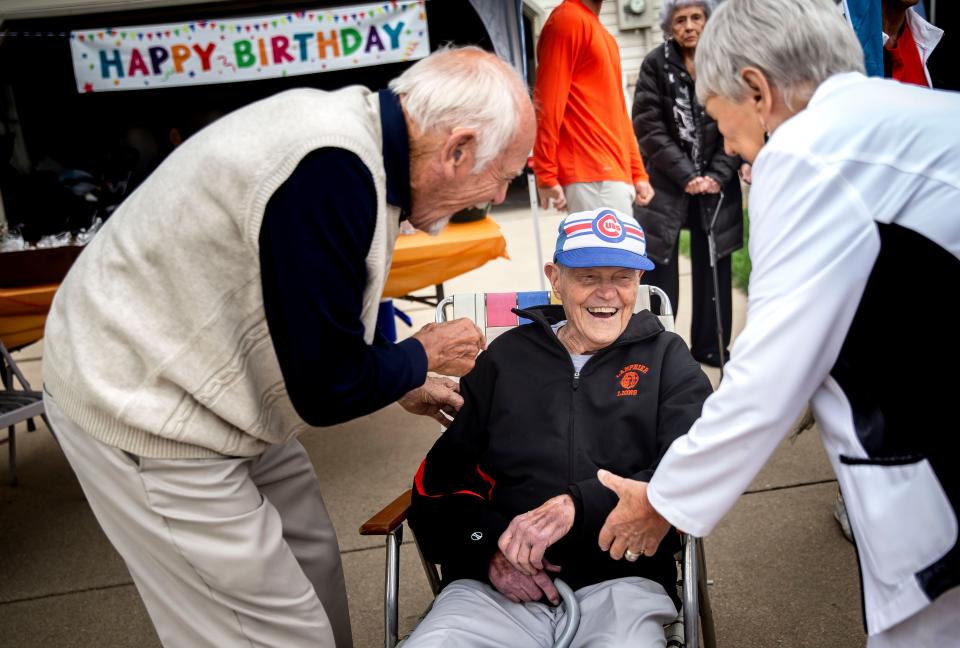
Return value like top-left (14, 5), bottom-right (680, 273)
top-left (45, 394), bottom-right (351, 647)
top-left (403, 577), bottom-right (677, 648)
top-left (563, 181), bottom-right (635, 215)
top-left (867, 585), bottom-right (960, 648)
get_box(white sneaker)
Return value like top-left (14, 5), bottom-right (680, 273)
top-left (833, 490), bottom-right (853, 543)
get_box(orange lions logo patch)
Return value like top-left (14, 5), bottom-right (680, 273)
top-left (616, 363), bottom-right (649, 397)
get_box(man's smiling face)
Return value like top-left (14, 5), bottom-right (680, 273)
top-left (547, 264), bottom-right (641, 353)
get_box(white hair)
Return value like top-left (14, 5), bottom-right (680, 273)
top-left (388, 46), bottom-right (529, 172)
top-left (695, 0), bottom-right (864, 110)
top-left (660, 0), bottom-right (715, 37)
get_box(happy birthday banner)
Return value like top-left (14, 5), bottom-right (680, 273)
top-left (69, 1), bottom-right (429, 93)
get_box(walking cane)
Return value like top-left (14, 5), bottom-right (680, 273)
top-left (706, 191), bottom-right (726, 380)
top-left (551, 579), bottom-right (581, 648)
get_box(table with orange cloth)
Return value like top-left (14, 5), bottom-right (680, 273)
top-left (0, 283), bottom-right (58, 351)
top-left (382, 216), bottom-right (507, 300)
top-left (0, 218), bottom-right (505, 349)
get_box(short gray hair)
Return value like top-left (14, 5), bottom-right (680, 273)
top-left (660, 0), bottom-right (715, 37)
top-left (389, 46), bottom-right (530, 171)
top-left (695, 0), bottom-right (864, 110)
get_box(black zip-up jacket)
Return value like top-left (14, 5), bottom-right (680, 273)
top-left (408, 305), bottom-right (713, 604)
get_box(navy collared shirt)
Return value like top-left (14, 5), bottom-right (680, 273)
top-left (379, 89), bottom-right (412, 220)
top-left (258, 89), bottom-right (426, 427)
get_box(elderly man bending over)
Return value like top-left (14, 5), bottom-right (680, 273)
top-left (43, 46), bottom-right (531, 648)
top-left (404, 208), bottom-right (713, 647)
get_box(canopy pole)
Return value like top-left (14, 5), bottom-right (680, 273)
top-left (527, 172), bottom-right (546, 291)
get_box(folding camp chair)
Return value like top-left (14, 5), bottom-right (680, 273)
top-left (1, 340), bottom-right (50, 485)
top-left (360, 286), bottom-right (716, 648)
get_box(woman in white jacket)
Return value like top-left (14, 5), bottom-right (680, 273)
top-left (586, 1), bottom-right (960, 646)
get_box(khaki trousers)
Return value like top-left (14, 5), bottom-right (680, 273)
top-left (45, 394), bottom-right (351, 647)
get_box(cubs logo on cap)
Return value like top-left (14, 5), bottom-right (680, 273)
top-left (553, 208), bottom-right (655, 271)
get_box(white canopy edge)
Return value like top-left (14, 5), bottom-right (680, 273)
top-left (0, 0), bottom-right (239, 21)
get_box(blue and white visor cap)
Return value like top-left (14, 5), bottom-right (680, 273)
top-left (554, 208), bottom-right (655, 271)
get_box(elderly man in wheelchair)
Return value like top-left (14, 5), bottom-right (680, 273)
top-left (404, 207), bottom-right (713, 647)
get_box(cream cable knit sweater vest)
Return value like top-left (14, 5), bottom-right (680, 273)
top-left (43, 86), bottom-right (400, 458)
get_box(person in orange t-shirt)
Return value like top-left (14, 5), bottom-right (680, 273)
top-left (532, 0), bottom-right (654, 214)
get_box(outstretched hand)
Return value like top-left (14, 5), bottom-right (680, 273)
top-left (597, 470), bottom-right (672, 561)
top-left (497, 494), bottom-right (575, 576)
top-left (397, 376), bottom-right (463, 425)
top-left (488, 550), bottom-right (561, 605)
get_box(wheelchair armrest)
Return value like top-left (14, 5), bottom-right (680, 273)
top-left (360, 489), bottom-right (412, 536)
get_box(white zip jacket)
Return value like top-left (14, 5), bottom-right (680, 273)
top-left (648, 72), bottom-right (960, 636)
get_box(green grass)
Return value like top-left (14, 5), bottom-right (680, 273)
top-left (677, 208), bottom-right (751, 292)
top-left (732, 209), bottom-right (751, 291)
top-left (678, 229), bottom-right (691, 257)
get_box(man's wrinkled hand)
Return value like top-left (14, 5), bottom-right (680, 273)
top-left (413, 319), bottom-right (485, 377)
top-left (596, 470), bottom-right (671, 561)
top-left (488, 550), bottom-right (561, 605)
top-left (634, 180), bottom-right (655, 206)
top-left (397, 377), bottom-right (462, 425)
top-left (538, 184), bottom-right (567, 211)
top-left (497, 494), bottom-right (575, 576)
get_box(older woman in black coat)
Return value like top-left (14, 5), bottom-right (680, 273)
top-left (632, 0), bottom-right (742, 367)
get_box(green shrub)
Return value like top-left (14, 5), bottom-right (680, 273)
top-left (732, 209), bottom-right (751, 291)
